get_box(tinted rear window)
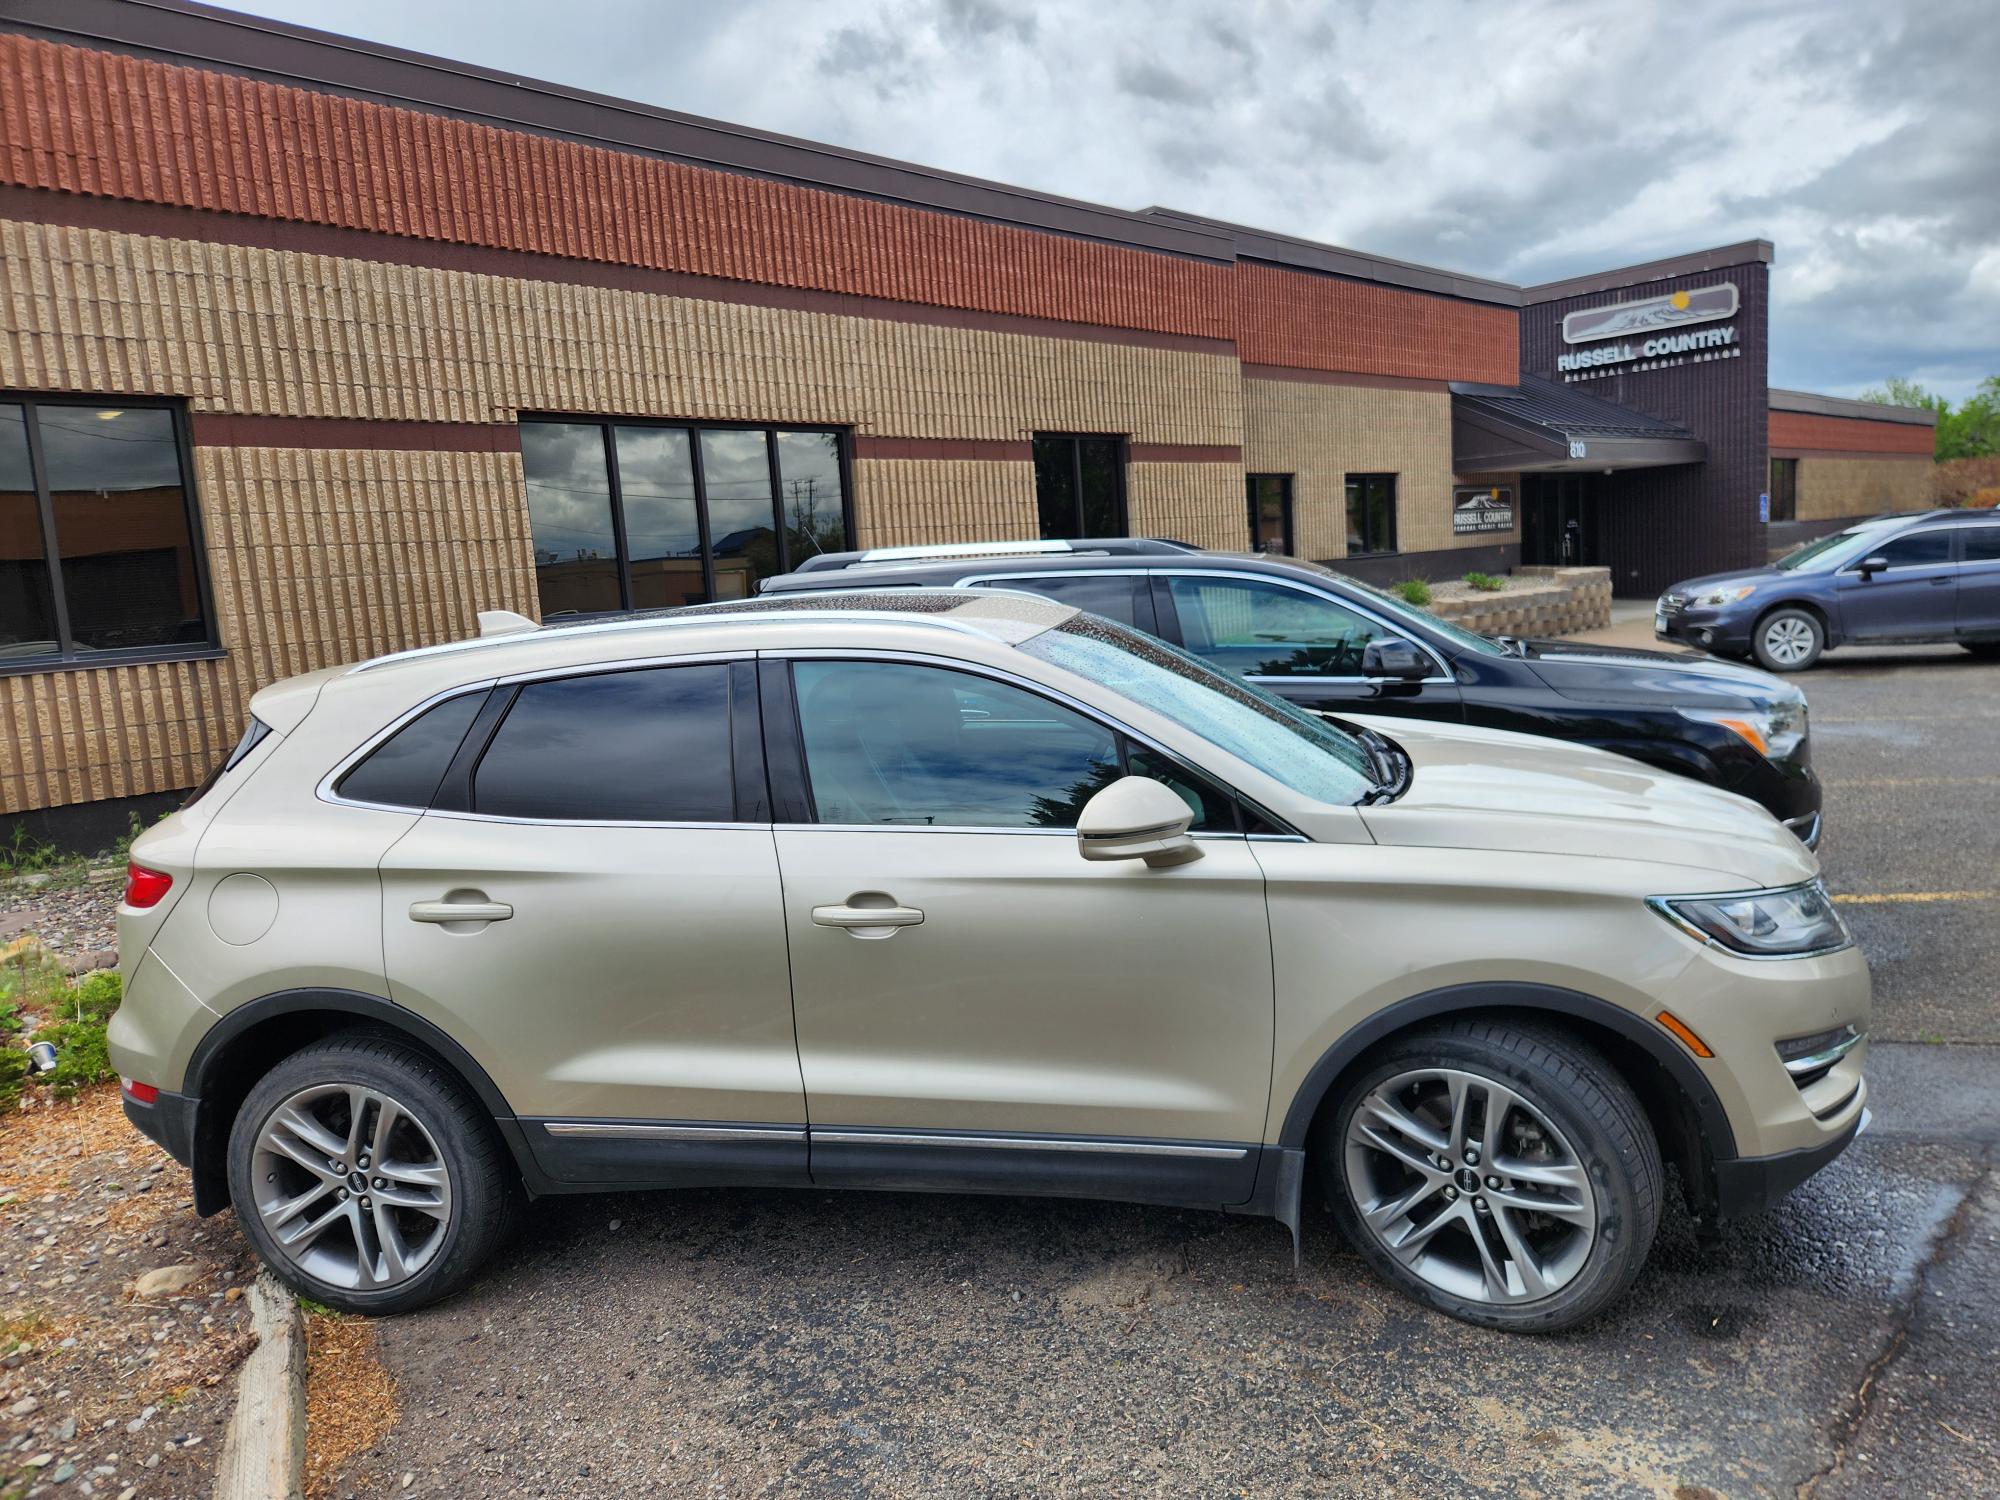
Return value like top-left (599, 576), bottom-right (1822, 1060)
top-left (472, 664), bottom-right (733, 822)
top-left (974, 573), bottom-right (1144, 627)
top-left (336, 691), bottom-right (486, 809)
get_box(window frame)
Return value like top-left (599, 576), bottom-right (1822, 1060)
top-left (1032, 432), bottom-right (1130, 541)
top-left (1246, 473), bottom-right (1294, 554)
top-left (1148, 570), bottom-right (1451, 685)
top-left (1838, 526), bottom-right (1958, 575)
top-left (519, 414), bottom-right (856, 615)
top-left (766, 647), bottom-right (1290, 837)
top-left (0, 392), bottom-right (221, 676)
top-left (318, 653), bottom-right (768, 827)
top-left (1343, 472), bottom-right (1399, 558)
top-left (1962, 526), bottom-right (2000, 566)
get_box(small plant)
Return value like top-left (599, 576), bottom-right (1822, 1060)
top-left (1391, 578), bottom-right (1433, 607)
top-left (1463, 571), bottom-right (1506, 592)
top-left (0, 822), bottom-right (62, 876)
top-left (0, 1046), bottom-right (27, 1115)
top-left (29, 969), bottom-right (121, 1100)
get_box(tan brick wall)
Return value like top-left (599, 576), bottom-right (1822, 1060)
top-left (1793, 455), bottom-right (1933, 521)
top-left (1128, 463), bottom-right (1252, 550)
top-left (0, 221), bottom-right (1242, 446)
top-left (850, 460), bottom-right (1037, 548)
top-left (1241, 378), bottom-right (1519, 560)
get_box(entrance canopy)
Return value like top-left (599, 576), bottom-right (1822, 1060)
top-left (1451, 375), bottom-right (1706, 473)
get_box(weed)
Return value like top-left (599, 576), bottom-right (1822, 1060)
top-left (0, 823), bottom-right (62, 876)
top-left (296, 1295), bottom-right (340, 1318)
top-left (1463, 571), bottom-right (1506, 592)
top-left (1391, 578), bottom-right (1433, 607)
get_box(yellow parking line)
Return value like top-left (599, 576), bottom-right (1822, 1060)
top-left (1822, 776), bottom-right (2000, 788)
top-left (1830, 891), bottom-right (1998, 905)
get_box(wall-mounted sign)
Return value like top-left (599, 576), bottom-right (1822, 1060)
top-left (1557, 324), bottom-right (1739, 374)
top-left (1453, 485), bottom-right (1514, 535)
top-left (1562, 284), bottom-right (1739, 344)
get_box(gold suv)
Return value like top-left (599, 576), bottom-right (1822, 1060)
top-left (110, 592), bottom-right (1868, 1331)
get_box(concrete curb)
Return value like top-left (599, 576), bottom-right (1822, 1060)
top-left (212, 1273), bottom-right (306, 1500)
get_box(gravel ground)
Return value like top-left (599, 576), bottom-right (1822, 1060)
top-left (0, 876), bottom-right (121, 976)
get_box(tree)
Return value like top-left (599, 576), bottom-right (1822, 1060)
top-left (1858, 376), bottom-right (2000, 462)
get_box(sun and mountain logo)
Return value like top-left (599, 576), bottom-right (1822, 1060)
top-left (1561, 283), bottom-right (1739, 345)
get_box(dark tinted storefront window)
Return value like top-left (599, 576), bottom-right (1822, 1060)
top-left (0, 398), bottom-right (212, 668)
top-left (1247, 473), bottom-right (1292, 553)
top-left (519, 420), bottom-right (852, 617)
top-left (1769, 458), bottom-right (1798, 522)
top-left (1034, 434), bottom-right (1127, 540)
top-left (1345, 473), bottom-right (1397, 556)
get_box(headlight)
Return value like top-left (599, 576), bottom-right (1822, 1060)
top-left (1678, 697), bottom-right (1807, 761)
top-left (1648, 879), bottom-right (1850, 958)
top-left (1692, 585), bottom-right (1756, 608)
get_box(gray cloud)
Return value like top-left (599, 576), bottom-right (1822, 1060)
top-left (226, 0), bottom-right (2000, 400)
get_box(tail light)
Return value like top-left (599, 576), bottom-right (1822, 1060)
top-left (123, 861), bottom-right (174, 909)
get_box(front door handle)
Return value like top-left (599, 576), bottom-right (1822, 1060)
top-left (409, 898), bottom-right (514, 925)
top-left (812, 895), bottom-right (924, 937)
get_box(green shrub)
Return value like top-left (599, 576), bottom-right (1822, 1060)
top-left (1463, 571), bottom-right (1506, 592)
top-left (0, 1046), bottom-right (26, 1115)
top-left (1391, 578), bottom-right (1433, 607)
top-left (31, 1012), bottom-right (114, 1100)
top-left (69, 969), bottom-right (123, 1025)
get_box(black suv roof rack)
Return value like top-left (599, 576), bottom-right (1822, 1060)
top-left (788, 537), bottom-right (1204, 574)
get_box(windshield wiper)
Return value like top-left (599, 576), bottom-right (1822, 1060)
top-left (1488, 634), bottom-right (1529, 657)
top-left (1351, 725), bottom-right (1410, 805)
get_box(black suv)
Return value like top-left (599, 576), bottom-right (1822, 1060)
top-left (761, 540), bottom-right (1822, 844)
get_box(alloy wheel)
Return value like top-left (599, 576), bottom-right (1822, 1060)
top-left (1762, 616), bottom-right (1816, 666)
top-left (250, 1083), bottom-right (454, 1291)
top-left (1342, 1067), bottom-right (1598, 1305)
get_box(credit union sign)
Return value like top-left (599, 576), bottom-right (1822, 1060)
top-left (1452, 485), bottom-right (1514, 535)
top-left (1556, 283), bottom-right (1741, 380)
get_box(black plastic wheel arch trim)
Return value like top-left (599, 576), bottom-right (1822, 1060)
top-left (1273, 981), bottom-right (1739, 1159)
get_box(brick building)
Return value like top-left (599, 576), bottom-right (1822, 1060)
top-left (0, 0), bottom-right (1938, 830)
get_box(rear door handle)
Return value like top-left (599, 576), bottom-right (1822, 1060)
top-left (812, 898), bottom-right (924, 935)
top-left (409, 899), bottom-right (513, 924)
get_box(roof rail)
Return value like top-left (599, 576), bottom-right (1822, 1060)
top-left (788, 537), bottom-right (1202, 574)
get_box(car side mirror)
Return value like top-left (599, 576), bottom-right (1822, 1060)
top-left (1076, 776), bottom-right (1202, 868)
top-left (1857, 555), bottom-right (1890, 578)
top-left (1362, 638), bottom-right (1429, 681)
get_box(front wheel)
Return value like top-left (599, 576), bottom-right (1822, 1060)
top-left (1753, 608), bottom-right (1824, 672)
top-left (227, 1033), bottom-right (517, 1315)
top-left (1323, 1019), bottom-right (1661, 1332)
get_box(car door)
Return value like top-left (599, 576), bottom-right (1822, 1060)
top-left (1832, 528), bottom-right (1958, 642)
top-left (377, 658), bottom-right (809, 1185)
top-left (768, 653), bottom-right (1273, 1204)
top-left (1956, 524), bottom-right (2000, 638)
top-left (1152, 572), bottom-right (1463, 723)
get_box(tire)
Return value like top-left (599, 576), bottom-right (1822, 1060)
top-left (227, 1031), bottom-right (519, 1315)
top-left (1752, 607), bottom-right (1824, 672)
top-left (1321, 1018), bottom-right (1661, 1333)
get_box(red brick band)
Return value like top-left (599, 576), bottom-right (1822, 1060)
top-left (1768, 411), bottom-right (1935, 456)
top-left (191, 413), bottom-right (521, 452)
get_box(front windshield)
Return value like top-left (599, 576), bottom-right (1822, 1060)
top-left (1020, 615), bottom-right (1376, 807)
top-left (1774, 529), bottom-right (1868, 572)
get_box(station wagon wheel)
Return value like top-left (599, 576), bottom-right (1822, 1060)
top-left (227, 1033), bottom-right (518, 1314)
top-left (1323, 1020), bottom-right (1661, 1332)
top-left (1342, 1067), bottom-right (1596, 1304)
top-left (250, 1082), bottom-right (454, 1292)
top-left (1753, 608), bottom-right (1823, 672)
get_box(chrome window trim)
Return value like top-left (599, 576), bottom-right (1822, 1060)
top-left (543, 1122), bottom-right (806, 1142)
top-left (773, 644), bottom-right (1305, 838)
top-left (810, 1129), bottom-right (1249, 1160)
top-left (957, 566), bottom-right (1456, 685)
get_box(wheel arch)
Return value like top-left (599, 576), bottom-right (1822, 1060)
top-left (1754, 597), bottom-right (1837, 650)
top-left (1277, 983), bottom-right (1735, 1212)
top-left (181, 988), bottom-right (541, 1215)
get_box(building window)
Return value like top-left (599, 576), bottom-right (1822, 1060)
top-left (0, 396), bottom-right (214, 670)
top-left (1769, 458), bottom-right (1798, 523)
top-left (1033, 434), bottom-right (1127, 540)
top-left (519, 418), bottom-right (852, 617)
top-left (1344, 473), bottom-right (1397, 556)
top-left (1246, 474), bottom-right (1293, 554)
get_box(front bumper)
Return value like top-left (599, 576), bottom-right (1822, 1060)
top-left (1654, 608), bottom-right (1756, 655)
top-left (1714, 1104), bottom-right (1868, 1218)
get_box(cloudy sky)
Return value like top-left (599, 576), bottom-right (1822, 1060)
top-left (239, 0), bottom-right (1998, 401)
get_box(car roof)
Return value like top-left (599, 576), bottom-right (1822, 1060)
top-left (760, 546), bottom-right (1326, 592)
top-left (343, 589), bottom-right (1078, 677)
top-left (1854, 508), bottom-right (1994, 530)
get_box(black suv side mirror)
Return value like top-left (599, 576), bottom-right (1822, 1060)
top-left (1857, 555), bottom-right (1890, 578)
top-left (1362, 638), bottom-right (1429, 681)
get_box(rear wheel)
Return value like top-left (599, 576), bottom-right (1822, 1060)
top-left (1323, 1019), bottom-right (1661, 1332)
top-left (227, 1033), bottom-right (517, 1315)
top-left (1753, 608), bottom-right (1824, 672)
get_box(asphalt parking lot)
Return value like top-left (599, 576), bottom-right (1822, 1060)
top-left (334, 645), bottom-right (1999, 1499)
